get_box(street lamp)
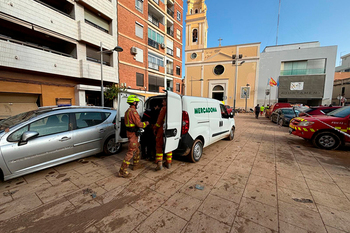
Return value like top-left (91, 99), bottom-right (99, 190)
top-left (232, 54), bottom-right (245, 116)
top-left (99, 42), bottom-right (123, 107)
top-left (190, 76), bottom-right (204, 96)
top-left (244, 83), bottom-right (250, 112)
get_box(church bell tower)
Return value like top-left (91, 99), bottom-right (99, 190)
top-left (185, 0), bottom-right (208, 51)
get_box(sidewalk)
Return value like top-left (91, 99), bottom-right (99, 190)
top-left (0, 114), bottom-right (349, 232)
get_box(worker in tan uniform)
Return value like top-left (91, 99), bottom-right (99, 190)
top-left (119, 95), bottom-right (149, 178)
top-left (153, 98), bottom-right (172, 171)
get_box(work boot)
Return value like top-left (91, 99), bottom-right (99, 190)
top-left (132, 163), bottom-right (145, 170)
top-left (155, 161), bottom-right (163, 171)
top-left (163, 162), bottom-right (171, 169)
top-left (118, 169), bottom-right (132, 178)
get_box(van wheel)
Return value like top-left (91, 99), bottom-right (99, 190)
top-left (312, 131), bottom-right (341, 150)
top-left (104, 136), bottom-right (121, 155)
top-left (188, 139), bottom-right (203, 163)
top-left (227, 127), bottom-right (235, 141)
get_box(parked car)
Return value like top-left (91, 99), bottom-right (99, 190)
top-left (0, 106), bottom-right (119, 181)
top-left (225, 105), bottom-right (233, 115)
top-left (271, 108), bottom-right (300, 126)
top-left (289, 106), bottom-right (350, 150)
top-left (298, 106), bottom-right (342, 117)
top-left (265, 103), bottom-right (292, 119)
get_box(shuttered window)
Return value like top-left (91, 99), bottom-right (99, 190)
top-left (84, 9), bottom-right (110, 33)
top-left (136, 73), bottom-right (144, 87)
top-left (135, 23), bottom-right (143, 39)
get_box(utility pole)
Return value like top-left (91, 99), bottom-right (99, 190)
top-left (276, 0), bottom-right (281, 45)
top-left (232, 54), bottom-right (245, 116)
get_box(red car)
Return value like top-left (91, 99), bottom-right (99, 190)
top-left (225, 105), bottom-right (233, 114)
top-left (290, 106), bottom-right (350, 150)
top-left (265, 103), bottom-right (292, 119)
top-left (298, 106), bottom-right (342, 117)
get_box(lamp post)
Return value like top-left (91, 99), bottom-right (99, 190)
top-left (232, 54), bottom-right (245, 116)
top-left (190, 76), bottom-right (204, 96)
top-left (100, 42), bottom-right (123, 107)
top-left (244, 83), bottom-right (250, 112)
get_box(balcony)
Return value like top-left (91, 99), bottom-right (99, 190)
top-left (148, 15), bottom-right (160, 27)
top-left (167, 28), bottom-right (174, 37)
top-left (34, 0), bottom-right (75, 19)
top-left (81, 59), bottom-right (116, 82)
top-left (78, 21), bottom-right (114, 48)
top-left (84, 19), bottom-right (109, 34)
top-left (149, 62), bottom-right (159, 71)
top-left (148, 38), bottom-right (160, 50)
top-left (167, 68), bottom-right (174, 75)
top-left (152, 0), bottom-right (159, 5)
top-left (280, 68), bottom-right (326, 76)
top-left (167, 8), bottom-right (174, 18)
top-left (166, 48), bottom-right (173, 56)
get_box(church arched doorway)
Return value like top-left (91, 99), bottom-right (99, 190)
top-left (212, 85), bottom-right (224, 101)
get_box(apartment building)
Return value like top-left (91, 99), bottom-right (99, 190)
top-left (0, 0), bottom-right (121, 119)
top-left (117, 0), bottom-right (183, 97)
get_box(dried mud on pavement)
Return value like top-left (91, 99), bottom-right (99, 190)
top-left (1, 114), bottom-right (350, 233)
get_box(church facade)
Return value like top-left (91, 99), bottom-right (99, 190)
top-left (185, 0), bottom-right (260, 109)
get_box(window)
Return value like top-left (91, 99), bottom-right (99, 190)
top-left (195, 9), bottom-right (198, 13)
top-left (214, 65), bottom-right (225, 75)
top-left (135, 0), bottom-right (143, 13)
top-left (135, 23), bottom-right (143, 39)
top-left (220, 104), bottom-right (229, 118)
top-left (148, 28), bottom-right (164, 49)
top-left (9, 114), bottom-right (70, 140)
top-left (192, 29), bottom-right (198, 42)
top-left (148, 53), bottom-right (164, 70)
top-left (176, 29), bottom-right (181, 39)
top-left (176, 66), bottom-right (181, 75)
top-left (135, 48), bottom-right (143, 63)
top-left (84, 9), bottom-right (110, 33)
top-left (177, 11), bottom-right (181, 21)
top-left (191, 53), bottom-right (197, 59)
top-left (75, 112), bottom-right (103, 129)
top-left (176, 83), bottom-right (180, 92)
top-left (166, 60), bottom-right (174, 75)
top-left (86, 45), bottom-right (111, 66)
top-left (148, 76), bottom-right (164, 92)
top-left (176, 48), bottom-right (181, 57)
top-left (136, 73), bottom-right (144, 87)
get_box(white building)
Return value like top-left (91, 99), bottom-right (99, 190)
top-left (335, 53), bottom-right (350, 72)
top-left (0, 0), bottom-right (120, 118)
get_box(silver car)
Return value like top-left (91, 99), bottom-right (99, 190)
top-left (0, 106), bottom-right (120, 181)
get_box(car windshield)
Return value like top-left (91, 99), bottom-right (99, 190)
top-left (327, 106), bottom-right (350, 118)
top-left (281, 109), bottom-right (298, 115)
top-left (0, 110), bottom-right (44, 133)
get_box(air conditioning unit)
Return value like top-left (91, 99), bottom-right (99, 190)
top-left (160, 43), bottom-right (165, 49)
top-left (130, 47), bottom-right (137, 54)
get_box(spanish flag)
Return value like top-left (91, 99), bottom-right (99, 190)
top-left (269, 77), bottom-right (277, 86)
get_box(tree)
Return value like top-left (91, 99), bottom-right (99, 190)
top-left (104, 84), bottom-right (126, 100)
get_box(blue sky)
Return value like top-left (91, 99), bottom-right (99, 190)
top-left (182, 0), bottom-right (350, 67)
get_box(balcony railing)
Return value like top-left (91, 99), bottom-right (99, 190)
top-left (0, 35), bottom-right (74, 58)
top-left (148, 62), bottom-right (159, 71)
top-left (148, 15), bottom-right (159, 27)
top-left (34, 0), bottom-right (74, 19)
top-left (87, 57), bottom-right (110, 66)
top-left (148, 38), bottom-right (159, 49)
top-left (167, 8), bottom-right (174, 18)
top-left (167, 28), bottom-right (174, 37)
top-left (166, 48), bottom-right (173, 56)
top-left (280, 68), bottom-right (326, 76)
top-left (167, 68), bottom-right (174, 75)
top-left (152, 0), bottom-right (159, 5)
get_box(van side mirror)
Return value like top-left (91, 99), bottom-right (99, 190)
top-left (18, 131), bottom-right (39, 146)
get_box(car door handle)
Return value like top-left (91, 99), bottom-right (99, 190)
top-left (99, 129), bottom-right (106, 133)
top-left (219, 121), bottom-right (223, 127)
top-left (59, 137), bottom-right (71, 142)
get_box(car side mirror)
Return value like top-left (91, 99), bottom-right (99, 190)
top-left (19, 131), bottom-right (39, 146)
top-left (229, 112), bottom-right (234, 118)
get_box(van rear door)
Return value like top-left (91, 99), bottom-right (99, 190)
top-left (116, 92), bottom-right (145, 142)
top-left (164, 91), bottom-right (182, 153)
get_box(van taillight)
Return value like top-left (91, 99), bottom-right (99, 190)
top-left (182, 111), bottom-right (189, 135)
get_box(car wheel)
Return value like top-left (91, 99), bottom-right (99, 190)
top-left (103, 136), bottom-right (121, 155)
top-left (312, 131), bottom-right (341, 150)
top-left (278, 118), bottom-right (284, 126)
top-left (227, 126), bottom-right (235, 141)
top-left (187, 139), bottom-right (203, 163)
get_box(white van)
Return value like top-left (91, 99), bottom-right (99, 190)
top-left (115, 91), bottom-right (235, 162)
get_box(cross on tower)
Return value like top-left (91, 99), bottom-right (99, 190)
top-left (218, 38), bottom-right (223, 47)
